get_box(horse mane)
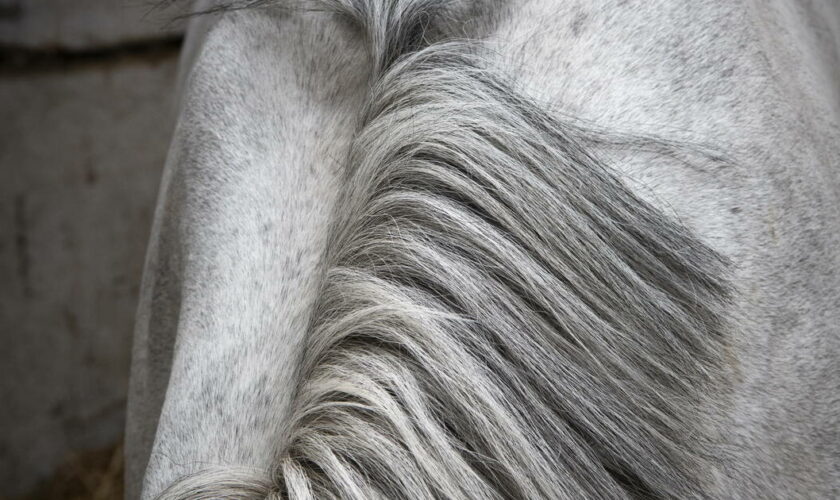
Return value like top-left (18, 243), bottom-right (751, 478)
top-left (159, 1), bottom-right (733, 498)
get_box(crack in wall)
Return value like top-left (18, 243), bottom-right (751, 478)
top-left (0, 35), bottom-right (183, 74)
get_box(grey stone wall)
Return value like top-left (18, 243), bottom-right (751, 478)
top-left (0, 2), bottom-right (183, 496)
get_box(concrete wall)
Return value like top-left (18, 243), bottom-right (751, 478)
top-left (0, 2), bottom-right (184, 496)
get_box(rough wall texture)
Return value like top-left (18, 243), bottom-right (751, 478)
top-left (0, 2), bottom-right (183, 497)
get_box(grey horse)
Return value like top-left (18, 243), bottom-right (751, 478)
top-left (126, 1), bottom-right (840, 498)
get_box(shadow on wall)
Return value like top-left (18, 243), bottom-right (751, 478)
top-left (0, 1), bottom-right (184, 497)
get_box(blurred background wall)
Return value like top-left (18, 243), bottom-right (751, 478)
top-left (0, 2), bottom-right (185, 497)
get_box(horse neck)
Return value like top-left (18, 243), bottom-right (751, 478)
top-left (131, 10), bottom-right (369, 498)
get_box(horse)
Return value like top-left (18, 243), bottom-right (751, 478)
top-left (125, 0), bottom-right (840, 498)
